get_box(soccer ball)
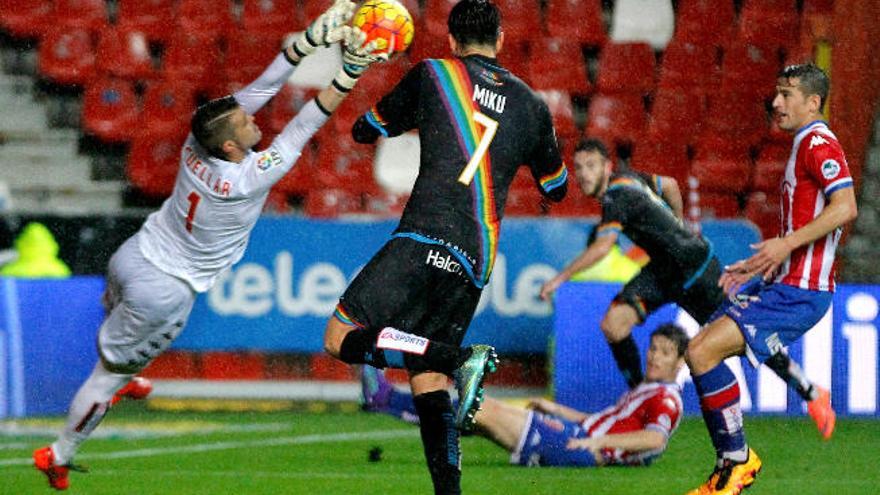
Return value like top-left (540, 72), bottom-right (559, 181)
top-left (352, 0), bottom-right (415, 55)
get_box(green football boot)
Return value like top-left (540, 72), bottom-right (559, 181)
top-left (453, 344), bottom-right (499, 430)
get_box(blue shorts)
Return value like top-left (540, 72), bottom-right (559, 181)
top-left (713, 281), bottom-right (833, 366)
top-left (511, 411), bottom-right (597, 467)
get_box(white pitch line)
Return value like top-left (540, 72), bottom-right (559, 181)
top-left (0, 421), bottom-right (295, 439)
top-left (0, 429), bottom-right (418, 467)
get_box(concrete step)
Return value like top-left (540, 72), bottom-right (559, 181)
top-left (8, 181), bottom-right (124, 214)
top-left (0, 143), bottom-right (93, 187)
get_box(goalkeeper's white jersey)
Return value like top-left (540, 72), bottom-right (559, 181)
top-left (137, 54), bottom-right (328, 292)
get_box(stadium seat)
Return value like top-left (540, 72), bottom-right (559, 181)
top-left (81, 77), bottom-right (140, 143)
top-left (50, 0), bottom-right (108, 34)
top-left (408, 25), bottom-right (449, 61)
top-left (241, 0), bottom-right (304, 40)
top-left (546, 185), bottom-right (600, 217)
top-left (700, 92), bottom-right (768, 149)
top-left (140, 79), bottom-right (197, 138)
top-left (176, 0), bottom-right (236, 43)
top-left (37, 27), bottom-right (97, 87)
top-left (95, 27), bottom-right (155, 83)
top-left (497, 40), bottom-right (531, 81)
top-left (265, 84), bottom-right (300, 134)
top-left (537, 90), bottom-right (578, 140)
top-left (159, 32), bottom-right (222, 97)
top-left (315, 133), bottom-right (379, 194)
top-left (493, 0), bottom-right (543, 44)
top-left (0, 0), bottom-right (52, 40)
top-left (220, 30), bottom-right (285, 96)
top-left (610, 0), bottom-right (674, 50)
top-left (595, 42), bottom-right (655, 94)
top-left (744, 191), bottom-right (781, 239)
top-left (674, 0), bottom-right (736, 47)
top-left (543, 0), bottom-right (606, 47)
top-left (691, 138), bottom-right (752, 193)
top-left (304, 188), bottom-right (364, 218)
top-left (420, 0), bottom-right (462, 38)
top-left (694, 192), bottom-right (740, 219)
top-left (719, 42), bottom-right (781, 100)
top-left (800, 0), bottom-right (834, 44)
top-left (527, 38), bottom-right (591, 95)
top-left (738, 0), bottom-right (800, 52)
top-left (630, 139), bottom-right (690, 187)
top-left (116, 0), bottom-right (176, 44)
top-left (272, 143), bottom-right (319, 196)
top-left (657, 38), bottom-right (720, 94)
top-left (646, 87), bottom-right (705, 148)
top-left (126, 130), bottom-right (186, 198)
top-left (752, 143), bottom-right (789, 193)
top-left (585, 93), bottom-right (646, 146)
top-left (505, 186), bottom-right (546, 216)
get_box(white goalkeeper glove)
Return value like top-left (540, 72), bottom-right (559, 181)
top-left (332, 27), bottom-right (389, 92)
top-left (292, 0), bottom-right (356, 59)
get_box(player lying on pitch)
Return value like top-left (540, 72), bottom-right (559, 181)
top-left (362, 324), bottom-right (689, 467)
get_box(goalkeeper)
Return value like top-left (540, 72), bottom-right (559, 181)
top-left (33, 2), bottom-right (385, 490)
top-left (362, 324), bottom-right (689, 467)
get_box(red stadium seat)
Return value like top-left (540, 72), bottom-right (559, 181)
top-left (408, 26), bottom-right (449, 61)
top-left (497, 40), bottom-right (531, 81)
top-left (271, 143), bottom-right (319, 196)
top-left (221, 30), bottom-right (285, 95)
top-left (420, 0), bottom-right (459, 38)
top-left (646, 87), bottom-right (706, 148)
top-left (744, 191), bottom-right (781, 240)
top-left (141, 79), bottom-right (197, 138)
top-left (160, 32), bottom-right (222, 97)
top-left (719, 42), bottom-right (781, 100)
top-left (738, 0), bottom-right (799, 52)
top-left (176, 0), bottom-right (236, 43)
top-left (116, 0), bottom-right (176, 44)
top-left (37, 27), bottom-right (97, 87)
top-left (694, 192), bottom-right (740, 219)
top-left (752, 143), bottom-right (789, 193)
top-left (126, 130), bottom-right (186, 198)
top-left (630, 139), bottom-right (690, 187)
top-left (596, 42), bottom-right (655, 94)
top-left (674, 0), bottom-right (736, 47)
top-left (95, 27), bottom-right (155, 83)
top-left (505, 187), bottom-right (546, 216)
top-left (50, 0), bottom-right (108, 34)
top-left (657, 38), bottom-right (720, 94)
top-left (0, 0), bottom-right (52, 40)
top-left (544, 0), bottom-right (606, 47)
top-left (528, 38), bottom-right (591, 95)
top-left (700, 91), bottom-right (769, 149)
top-left (585, 93), bottom-right (646, 147)
top-left (81, 77), bottom-right (140, 143)
top-left (537, 90), bottom-right (578, 140)
top-left (241, 0), bottom-right (304, 40)
top-left (691, 139), bottom-right (752, 194)
top-left (315, 133), bottom-right (379, 194)
top-left (494, 0), bottom-right (543, 43)
top-left (304, 188), bottom-right (365, 218)
top-left (546, 185), bottom-right (600, 217)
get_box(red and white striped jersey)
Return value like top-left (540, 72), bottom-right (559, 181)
top-left (775, 120), bottom-right (853, 291)
top-left (580, 381), bottom-right (682, 466)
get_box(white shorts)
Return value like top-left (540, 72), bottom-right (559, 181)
top-left (97, 236), bottom-right (196, 374)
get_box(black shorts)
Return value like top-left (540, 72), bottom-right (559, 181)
top-left (338, 237), bottom-right (482, 366)
top-left (615, 256), bottom-right (724, 325)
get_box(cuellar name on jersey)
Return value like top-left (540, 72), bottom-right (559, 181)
top-left (472, 84), bottom-right (507, 114)
top-left (183, 145), bottom-right (233, 197)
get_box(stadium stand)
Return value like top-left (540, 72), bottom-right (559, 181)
top-left (116, 0), bottom-right (177, 45)
top-left (610, 0), bottom-right (674, 50)
top-left (543, 0), bottom-right (606, 47)
top-left (80, 76), bottom-right (140, 143)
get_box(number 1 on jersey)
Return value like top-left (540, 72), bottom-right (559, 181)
top-left (458, 111), bottom-right (499, 185)
top-left (185, 191), bottom-right (201, 233)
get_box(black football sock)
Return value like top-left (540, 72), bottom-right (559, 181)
top-left (765, 352), bottom-right (817, 401)
top-left (609, 335), bottom-right (644, 389)
top-left (338, 327), bottom-right (470, 374)
top-left (413, 390), bottom-right (461, 495)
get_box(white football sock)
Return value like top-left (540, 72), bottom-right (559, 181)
top-left (52, 362), bottom-right (132, 465)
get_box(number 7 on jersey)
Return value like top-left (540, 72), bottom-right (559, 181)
top-left (457, 111), bottom-right (499, 185)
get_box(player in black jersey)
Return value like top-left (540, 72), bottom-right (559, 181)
top-left (322, 2), bottom-right (567, 494)
top-left (539, 138), bottom-right (830, 429)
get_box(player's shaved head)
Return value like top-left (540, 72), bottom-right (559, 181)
top-left (651, 323), bottom-right (689, 358)
top-left (778, 63), bottom-right (830, 112)
top-left (191, 95), bottom-right (240, 159)
top-left (448, 0), bottom-right (501, 47)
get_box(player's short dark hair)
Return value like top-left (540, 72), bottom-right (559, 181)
top-left (778, 63), bottom-right (830, 112)
top-left (191, 95), bottom-right (239, 159)
top-left (448, 0), bottom-right (501, 47)
top-left (575, 138), bottom-right (610, 160)
top-left (651, 323), bottom-right (689, 358)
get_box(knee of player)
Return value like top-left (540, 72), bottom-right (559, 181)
top-left (600, 316), bottom-right (630, 343)
top-left (684, 337), bottom-right (711, 373)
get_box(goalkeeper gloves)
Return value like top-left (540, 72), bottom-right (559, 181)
top-left (292, 0), bottom-right (356, 59)
top-left (332, 27), bottom-right (389, 92)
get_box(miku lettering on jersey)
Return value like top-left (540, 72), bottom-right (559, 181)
top-left (183, 146), bottom-right (232, 197)
top-left (472, 84), bottom-right (506, 114)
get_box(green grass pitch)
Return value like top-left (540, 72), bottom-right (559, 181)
top-left (2, 403), bottom-right (878, 494)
